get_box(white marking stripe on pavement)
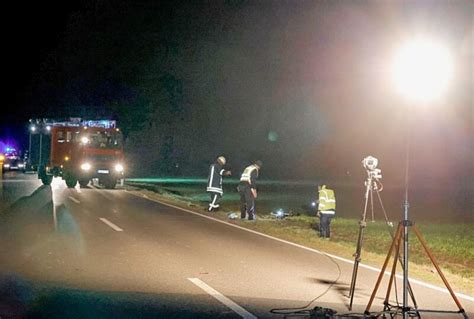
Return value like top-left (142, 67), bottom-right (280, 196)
top-left (129, 191), bottom-right (474, 303)
top-left (68, 196), bottom-right (81, 204)
top-left (99, 218), bottom-right (123, 232)
top-left (188, 278), bottom-right (257, 319)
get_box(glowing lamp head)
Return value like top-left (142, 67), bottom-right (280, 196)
top-left (391, 38), bottom-right (453, 102)
top-left (46, 125), bottom-right (51, 132)
top-left (80, 162), bottom-right (91, 171)
top-left (30, 125), bottom-right (36, 132)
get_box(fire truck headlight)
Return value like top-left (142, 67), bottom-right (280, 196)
top-left (81, 136), bottom-right (90, 144)
top-left (115, 164), bottom-right (124, 173)
top-left (81, 163), bottom-right (91, 171)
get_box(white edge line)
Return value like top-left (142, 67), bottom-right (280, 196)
top-left (68, 196), bottom-right (81, 204)
top-left (188, 278), bottom-right (257, 319)
top-left (127, 191), bottom-right (474, 303)
top-left (99, 217), bottom-right (123, 232)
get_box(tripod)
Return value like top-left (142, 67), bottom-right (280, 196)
top-left (348, 163), bottom-right (418, 311)
top-left (364, 221), bottom-right (468, 318)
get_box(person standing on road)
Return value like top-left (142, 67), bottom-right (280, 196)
top-left (238, 160), bottom-right (262, 220)
top-left (206, 156), bottom-right (231, 212)
top-left (317, 184), bottom-right (336, 238)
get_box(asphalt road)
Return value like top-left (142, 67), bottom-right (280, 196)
top-left (0, 172), bottom-right (472, 318)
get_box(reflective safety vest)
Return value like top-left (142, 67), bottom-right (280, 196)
top-left (240, 164), bottom-right (258, 184)
top-left (318, 186), bottom-right (336, 213)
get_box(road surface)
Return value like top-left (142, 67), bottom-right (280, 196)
top-left (0, 172), bottom-right (472, 318)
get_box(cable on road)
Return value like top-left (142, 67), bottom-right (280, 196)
top-left (269, 251), bottom-right (342, 317)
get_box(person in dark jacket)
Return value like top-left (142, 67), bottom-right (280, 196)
top-left (238, 160), bottom-right (262, 220)
top-left (207, 156), bottom-right (231, 212)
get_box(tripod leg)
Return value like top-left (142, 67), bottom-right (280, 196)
top-left (348, 220), bottom-right (366, 310)
top-left (370, 186), bottom-right (375, 222)
top-left (412, 225), bottom-right (466, 313)
top-left (384, 232), bottom-right (402, 309)
top-left (348, 178), bottom-right (372, 310)
top-left (365, 223), bottom-right (403, 314)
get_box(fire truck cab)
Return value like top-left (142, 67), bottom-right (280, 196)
top-left (39, 119), bottom-right (125, 189)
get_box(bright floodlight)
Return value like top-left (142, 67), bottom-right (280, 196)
top-left (391, 38), bottom-right (453, 102)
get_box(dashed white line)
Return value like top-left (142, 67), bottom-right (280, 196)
top-left (99, 218), bottom-right (123, 232)
top-left (188, 278), bottom-right (257, 319)
top-left (68, 196), bottom-right (81, 204)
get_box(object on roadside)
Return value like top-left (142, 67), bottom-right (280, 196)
top-left (270, 209), bottom-right (290, 219)
top-left (228, 212), bottom-right (239, 219)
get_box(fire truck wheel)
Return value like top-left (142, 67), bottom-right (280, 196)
top-left (65, 177), bottom-right (77, 188)
top-left (79, 179), bottom-right (89, 188)
top-left (41, 175), bottom-right (53, 186)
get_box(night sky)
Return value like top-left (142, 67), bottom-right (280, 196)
top-left (1, 0), bottom-right (472, 185)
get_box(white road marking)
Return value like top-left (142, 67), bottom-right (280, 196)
top-left (188, 278), bottom-right (257, 319)
top-left (128, 191), bottom-right (474, 303)
top-left (68, 196), bottom-right (81, 204)
top-left (99, 218), bottom-right (123, 232)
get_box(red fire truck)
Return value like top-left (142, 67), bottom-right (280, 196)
top-left (38, 119), bottom-right (125, 189)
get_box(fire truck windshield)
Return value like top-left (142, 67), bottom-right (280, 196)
top-left (85, 131), bottom-right (122, 149)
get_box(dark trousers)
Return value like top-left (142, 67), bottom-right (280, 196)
top-left (239, 185), bottom-right (255, 220)
top-left (319, 213), bottom-right (334, 238)
top-left (208, 192), bottom-right (222, 211)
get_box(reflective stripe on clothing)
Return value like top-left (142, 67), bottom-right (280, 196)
top-left (207, 186), bottom-right (223, 194)
top-left (320, 210), bottom-right (335, 215)
top-left (240, 165), bottom-right (258, 183)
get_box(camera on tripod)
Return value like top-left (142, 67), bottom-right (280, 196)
top-left (362, 156), bottom-right (382, 179)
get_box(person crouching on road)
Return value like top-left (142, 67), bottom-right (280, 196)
top-left (238, 160), bottom-right (262, 220)
top-left (317, 184), bottom-right (336, 238)
top-left (207, 156), bottom-right (231, 212)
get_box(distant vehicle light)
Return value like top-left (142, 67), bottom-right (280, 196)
top-left (46, 125), bottom-right (51, 131)
top-left (3, 164), bottom-right (10, 168)
top-left (81, 136), bottom-right (90, 144)
top-left (30, 125), bottom-right (36, 132)
top-left (18, 164), bottom-right (25, 168)
top-left (115, 164), bottom-right (124, 172)
top-left (81, 163), bottom-right (91, 171)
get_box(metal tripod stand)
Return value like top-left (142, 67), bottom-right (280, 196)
top-left (364, 221), bottom-right (468, 318)
top-left (348, 157), bottom-right (418, 311)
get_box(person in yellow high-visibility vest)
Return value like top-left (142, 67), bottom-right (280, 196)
top-left (238, 160), bottom-right (262, 220)
top-left (317, 184), bottom-right (336, 238)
